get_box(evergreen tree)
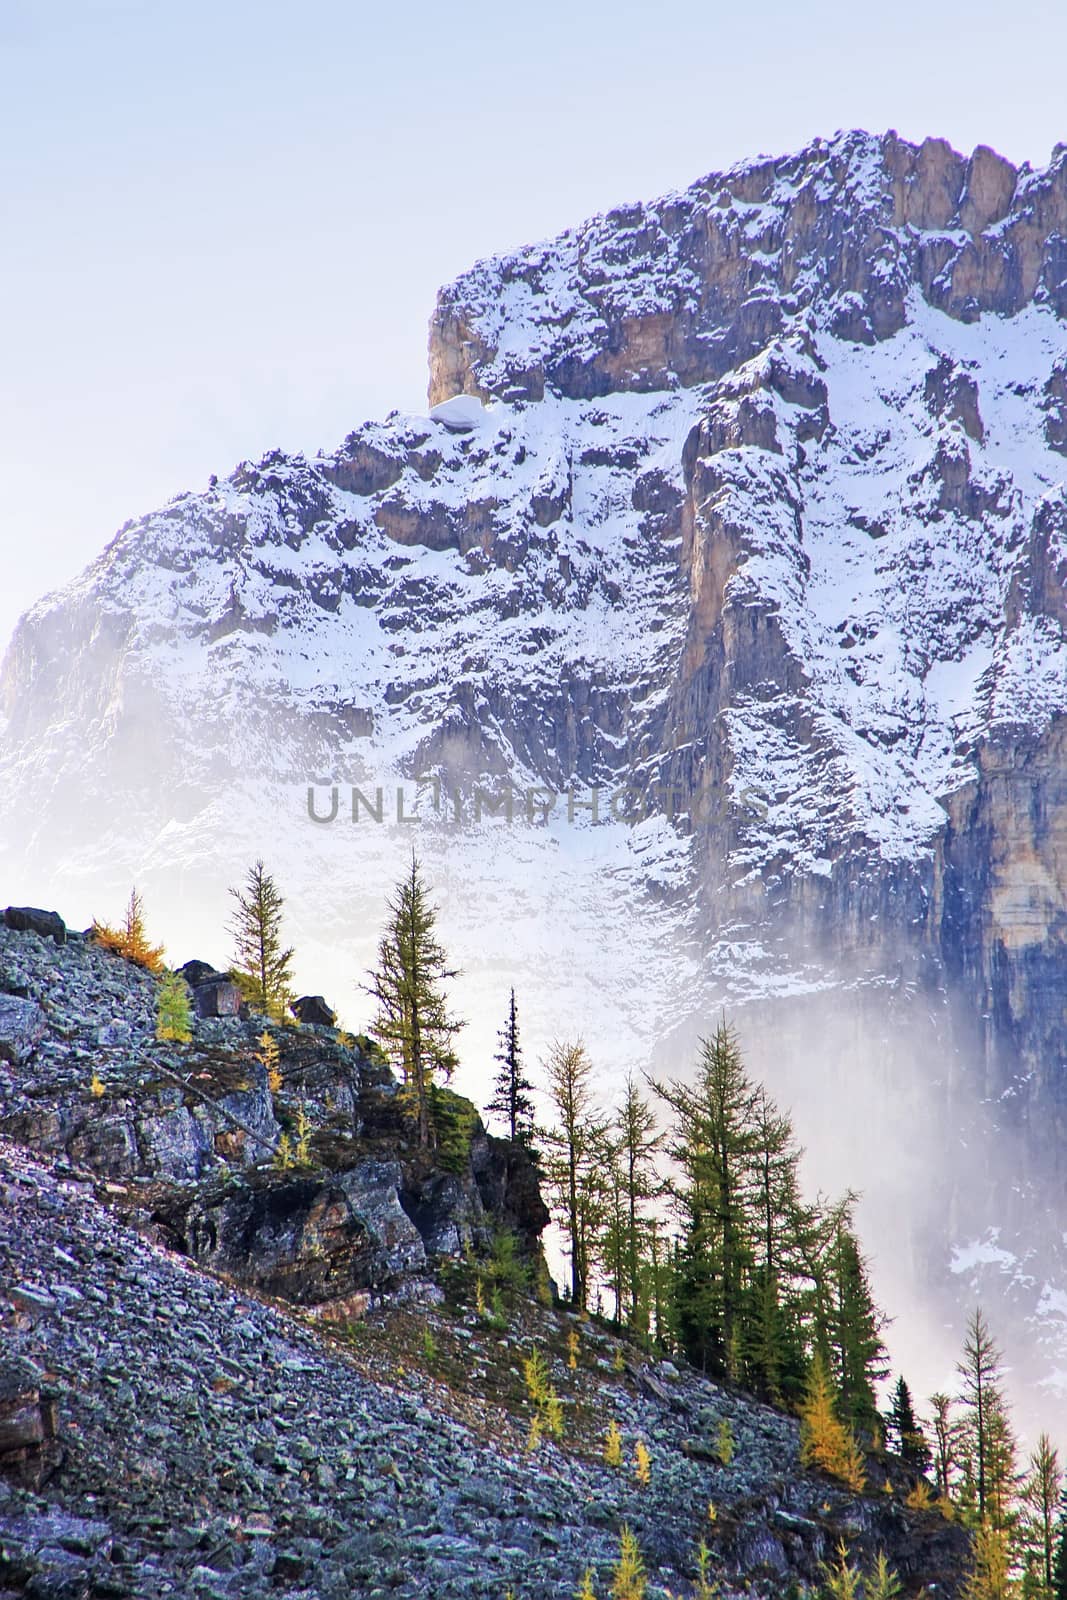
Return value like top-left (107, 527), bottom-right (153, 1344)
top-left (956, 1309), bottom-right (1018, 1534)
top-left (486, 989), bottom-right (535, 1144)
top-left (885, 1377), bottom-right (932, 1473)
top-left (1052, 1482), bottom-right (1067, 1599)
top-left (827, 1223), bottom-right (888, 1441)
top-left (540, 1039), bottom-right (608, 1310)
top-left (229, 859), bottom-right (295, 1022)
top-left (655, 1019), bottom-right (760, 1378)
top-left (366, 853), bottom-right (463, 1149)
top-left (155, 970), bottom-right (193, 1043)
top-left (1022, 1434), bottom-right (1061, 1599)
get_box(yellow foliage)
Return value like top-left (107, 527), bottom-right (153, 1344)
top-left (716, 1418), bottom-right (735, 1466)
top-left (257, 1032), bottom-right (282, 1093)
top-left (634, 1440), bottom-right (651, 1487)
top-left (294, 1103), bottom-right (313, 1164)
top-left (604, 1420), bottom-right (623, 1469)
top-left (610, 1525), bottom-right (646, 1600)
top-left (906, 1479), bottom-right (935, 1512)
top-left (936, 1494), bottom-right (956, 1521)
top-left (613, 1346), bottom-right (625, 1374)
top-left (819, 1541), bottom-right (862, 1600)
top-left (964, 1521), bottom-right (1012, 1600)
top-left (92, 889), bottom-right (165, 973)
top-left (568, 1329), bottom-right (580, 1370)
top-left (695, 1540), bottom-right (719, 1600)
top-left (90, 1069), bottom-right (105, 1098)
top-left (526, 1414), bottom-right (543, 1453)
top-left (524, 1348), bottom-right (563, 1445)
top-left (799, 1353), bottom-right (866, 1492)
top-left (867, 1551), bottom-right (903, 1600)
top-left (274, 1132), bottom-right (294, 1170)
top-left (575, 1571), bottom-right (597, 1600)
top-left (475, 1278), bottom-right (487, 1317)
top-left (707, 1501), bottom-right (717, 1524)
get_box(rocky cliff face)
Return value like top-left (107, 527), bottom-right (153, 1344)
top-left (1, 127), bottom-right (1065, 1405)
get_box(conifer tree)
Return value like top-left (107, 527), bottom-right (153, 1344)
top-left (655, 1019), bottom-right (760, 1377)
top-left (1052, 1484), bottom-right (1067, 1599)
top-left (1022, 1434), bottom-right (1061, 1598)
top-left (366, 853), bottom-right (463, 1149)
top-left (616, 1074), bottom-right (662, 1331)
top-left (486, 988), bottom-right (535, 1144)
top-left (929, 1392), bottom-right (958, 1500)
top-left (229, 859), bottom-right (295, 1022)
top-left (828, 1223), bottom-right (888, 1441)
top-left (885, 1377), bottom-right (932, 1473)
top-left (92, 888), bottom-right (165, 972)
top-left (155, 969), bottom-right (193, 1043)
top-left (956, 1309), bottom-right (1018, 1534)
top-left (965, 1520), bottom-right (1013, 1600)
top-left (540, 1039), bottom-right (609, 1311)
top-left (800, 1350), bottom-right (866, 1491)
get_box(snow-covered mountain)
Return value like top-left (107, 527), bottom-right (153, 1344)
top-left (3, 128), bottom-right (1067, 1417)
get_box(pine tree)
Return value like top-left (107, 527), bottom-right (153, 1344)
top-left (1022, 1434), bottom-right (1061, 1598)
top-left (885, 1377), bottom-right (933, 1473)
top-left (155, 969), bottom-right (193, 1043)
top-left (92, 888), bottom-right (165, 973)
top-left (366, 853), bottom-right (463, 1149)
top-left (229, 859), bottom-right (295, 1022)
top-left (486, 989), bottom-right (535, 1145)
top-left (540, 1040), bottom-right (609, 1311)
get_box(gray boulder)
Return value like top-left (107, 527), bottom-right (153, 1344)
top-left (0, 995), bottom-right (46, 1064)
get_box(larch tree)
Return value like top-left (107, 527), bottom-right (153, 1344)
top-left (1052, 1479), bottom-right (1067, 1599)
top-left (1022, 1433), bottom-right (1061, 1599)
top-left (929, 1392), bottom-right (958, 1500)
top-left (92, 887), bottom-right (165, 973)
top-left (366, 853), bottom-right (463, 1149)
top-left (156, 970), bottom-right (193, 1044)
top-left (617, 1074), bottom-right (663, 1331)
top-left (539, 1039), bottom-right (608, 1311)
top-left (486, 988), bottom-right (535, 1145)
top-left (229, 859), bottom-right (296, 1022)
top-left (654, 1018), bottom-right (761, 1378)
top-left (956, 1309), bottom-right (1018, 1534)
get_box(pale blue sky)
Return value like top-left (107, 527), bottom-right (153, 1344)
top-left (2, 0), bottom-right (1065, 647)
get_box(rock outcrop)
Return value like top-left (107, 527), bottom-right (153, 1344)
top-left (0, 920), bottom-right (548, 1321)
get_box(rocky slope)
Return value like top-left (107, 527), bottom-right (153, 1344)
top-left (1, 128), bottom-right (1066, 1409)
top-left (0, 919), bottom-right (970, 1598)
